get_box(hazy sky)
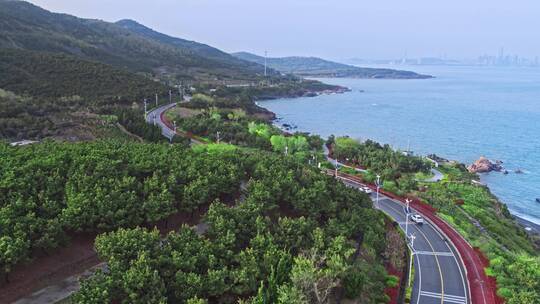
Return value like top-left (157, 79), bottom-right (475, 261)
top-left (28, 0), bottom-right (540, 60)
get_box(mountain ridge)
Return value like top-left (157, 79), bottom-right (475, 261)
top-left (232, 51), bottom-right (433, 79)
top-left (0, 0), bottom-right (270, 81)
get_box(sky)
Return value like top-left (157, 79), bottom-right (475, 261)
top-left (27, 0), bottom-right (540, 61)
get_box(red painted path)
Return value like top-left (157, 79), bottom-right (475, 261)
top-left (336, 171), bottom-right (502, 304)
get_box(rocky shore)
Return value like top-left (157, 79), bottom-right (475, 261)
top-left (468, 156), bottom-right (504, 173)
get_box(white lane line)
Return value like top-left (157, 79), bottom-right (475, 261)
top-left (441, 234), bottom-right (469, 304)
top-left (416, 251), bottom-right (422, 304)
top-left (420, 291), bottom-right (466, 304)
top-left (415, 251), bottom-right (454, 257)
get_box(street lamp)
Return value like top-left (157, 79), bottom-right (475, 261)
top-left (376, 175), bottom-right (381, 209)
top-left (143, 99), bottom-right (148, 118)
top-left (405, 198), bottom-right (411, 238)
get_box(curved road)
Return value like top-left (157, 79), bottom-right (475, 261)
top-left (339, 175), bottom-right (469, 304)
top-left (145, 102), bottom-right (178, 140)
top-left (151, 106), bottom-right (470, 304)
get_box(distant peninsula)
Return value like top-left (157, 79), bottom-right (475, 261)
top-left (232, 52), bottom-right (433, 79)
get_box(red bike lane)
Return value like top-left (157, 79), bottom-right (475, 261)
top-left (336, 171), bottom-right (502, 304)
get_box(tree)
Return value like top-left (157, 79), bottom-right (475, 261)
top-left (0, 236), bottom-right (29, 282)
top-left (122, 252), bottom-right (167, 304)
top-left (289, 236), bottom-right (354, 304)
top-left (277, 284), bottom-right (307, 304)
top-left (94, 227), bottom-right (161, 272)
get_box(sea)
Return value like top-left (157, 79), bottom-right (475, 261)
top-left (259, 65), bottom-right (540, 225)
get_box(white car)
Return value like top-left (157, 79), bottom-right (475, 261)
top-left (360, 186), bottom-right (372, 194)
top-left (410, 214), bottom-right (424, 225)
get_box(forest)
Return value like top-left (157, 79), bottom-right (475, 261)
top-left (0, 141), bottom-right (392, 303)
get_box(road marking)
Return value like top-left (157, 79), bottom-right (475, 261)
top-left (441, 234), bottom-right (469, 304)
top-left (416, 253), bottom-right (422, 304)
top-left (337, 176), bottom-right (450, 304)
top-left (379, 199), bottom-right (446, 304)
top-left (420, 291), bottom-right (466, 304)
top-left (415, 251), bottom-right (454, 257)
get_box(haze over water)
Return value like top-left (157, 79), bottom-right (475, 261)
top-left (261, 65), bottom-right (540, 225)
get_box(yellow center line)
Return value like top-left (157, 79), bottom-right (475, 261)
top-left (380, 199), bottom-right (445, 304)
top-left (338, 176), bottom-right (446, 303)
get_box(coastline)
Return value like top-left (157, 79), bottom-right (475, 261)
top-left (515, 215), bottom-right (540, 235)
top-left (264, 106), bottom-right (540, 237)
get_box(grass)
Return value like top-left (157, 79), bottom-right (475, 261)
top-left (414, 171), bottom-right (434, 181)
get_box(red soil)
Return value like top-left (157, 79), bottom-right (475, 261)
top-left (385, 262), bottom-right (403, 304)
top-left (0, 234), bottom-right (98, 304)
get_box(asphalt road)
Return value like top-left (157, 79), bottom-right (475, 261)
top-left (145, 102), bottom-right (178, 140)
top-left (339, 177), bottom-right (469, 304)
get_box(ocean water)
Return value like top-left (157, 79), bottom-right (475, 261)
top-left (260, 65), bottom-right (540, 225)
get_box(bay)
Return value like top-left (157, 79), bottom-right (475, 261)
top-left (260, 65), bottom-right (540, 225)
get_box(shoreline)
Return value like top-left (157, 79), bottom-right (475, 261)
top-left (515, 215), bottom-right (540, 235)
top-left (265, 108), bottom-right (540, 236)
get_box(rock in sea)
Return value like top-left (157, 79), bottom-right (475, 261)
top-left (467, 156), bottom-right (504, 173)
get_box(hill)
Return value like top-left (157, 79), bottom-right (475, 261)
top-left (0, 48), bottom-right (168, 141)
top-left (233, 52), bottom-right (433, 79)
top-left (0, 0), bottom-right (271, 82)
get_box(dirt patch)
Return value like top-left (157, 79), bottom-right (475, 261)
top-left (0, 234), bottom-right (98, 304)
top-left (0, 207), bottom-right (210, 303)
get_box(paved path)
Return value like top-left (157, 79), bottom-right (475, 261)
top-left (426, 168), bottom-right (444, 183)
top-left (337, 174), bottom-right (470, 304)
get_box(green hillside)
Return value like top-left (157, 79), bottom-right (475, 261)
top-left (233, 52), bottom-right (432, 79)
top-left (0, 0), bottom-right (268, 82)
top-left (0, 49), bottom-right (168, 141)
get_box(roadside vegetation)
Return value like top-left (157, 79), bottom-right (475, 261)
top-left (328, 136), bottom-right (540, 303)
top-left (0, 141), bottom-right (393, 303)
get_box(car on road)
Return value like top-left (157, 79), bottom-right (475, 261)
top-left (360, 186), bottom-right (372, 194)
top-left (411, 214), bottom-right (424, 225)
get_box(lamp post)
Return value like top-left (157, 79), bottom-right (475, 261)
top-left (376, 175), bottom-right (381, 209)
top-left (405, 198), bottom-right (411, 238)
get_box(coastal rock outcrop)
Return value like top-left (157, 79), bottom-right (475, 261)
top-left (467, 156), bottom-right (503, 173)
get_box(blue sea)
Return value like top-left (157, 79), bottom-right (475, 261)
top-left (260, 65), bottom-right (540, 225)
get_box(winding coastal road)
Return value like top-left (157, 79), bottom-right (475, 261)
top-left (338, 175), bottom-right (469, 304)
top-left (149, 103), bottom-right (482, 304)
